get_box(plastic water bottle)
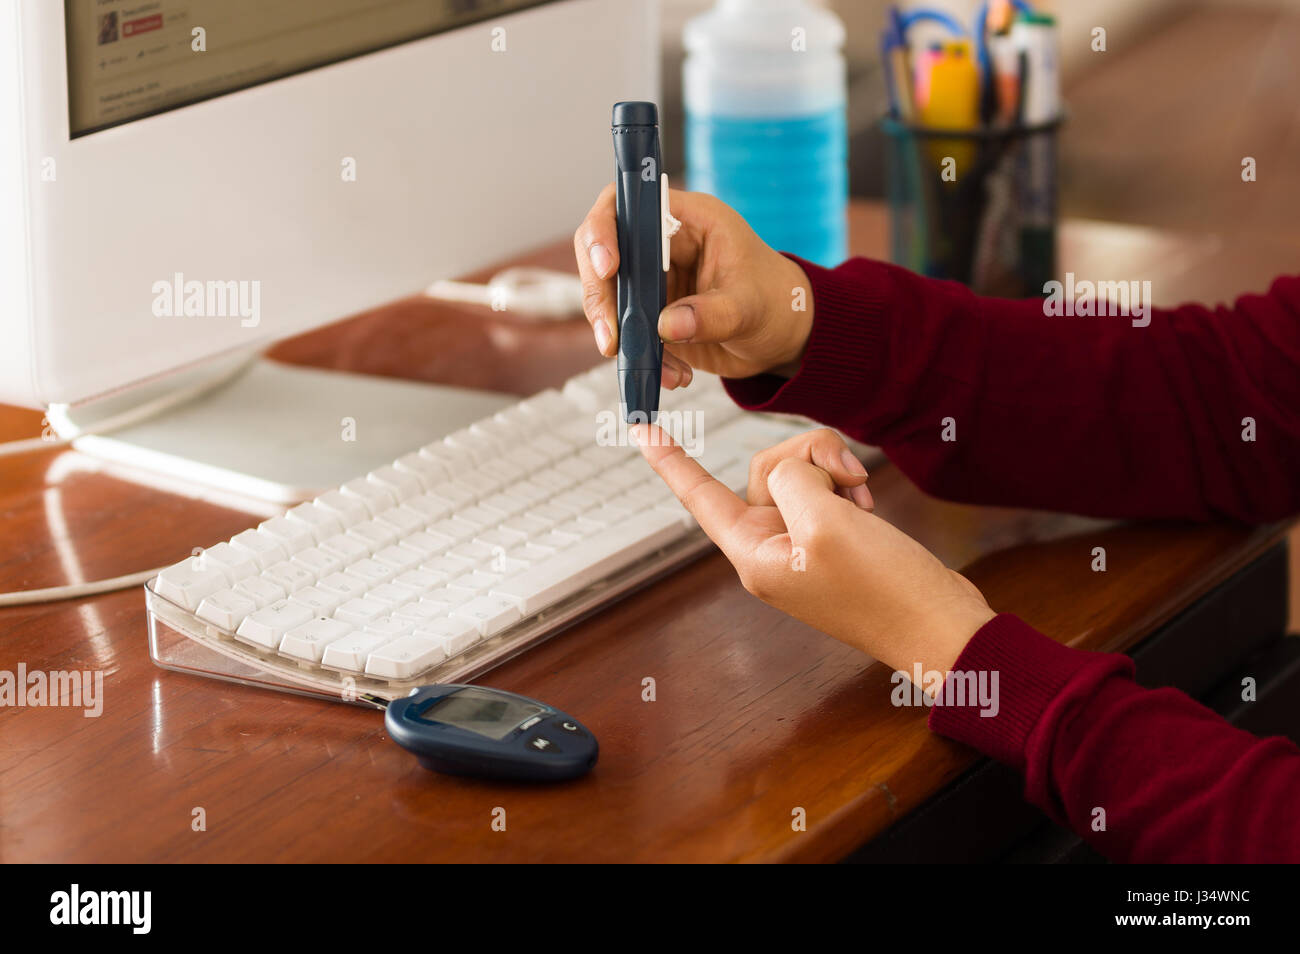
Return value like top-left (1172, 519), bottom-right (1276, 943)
top-left (683, 0), bottom-right (847, 267)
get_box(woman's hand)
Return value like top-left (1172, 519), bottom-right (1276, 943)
top-left (633, 423), bottom-right (995, 682)
top-left (574, 186), bottom-right (815, 386)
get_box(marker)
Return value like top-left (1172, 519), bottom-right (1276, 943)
top-left (1011, 10), bottom-right (1059, 124)
top-left (918, 40), bottom-right (980, 178)
top-left (611, 101), bottom-right (667, 425)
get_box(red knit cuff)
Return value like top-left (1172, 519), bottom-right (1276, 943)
top-left (722, 254), bottom-right (890, 414)
top-left (927, 614), bottom-right (1134, 773)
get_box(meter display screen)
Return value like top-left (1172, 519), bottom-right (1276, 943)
top-left (420, 688), bottom-right (544, 740)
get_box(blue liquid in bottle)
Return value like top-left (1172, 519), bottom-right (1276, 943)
top-left (687, 108), bottom-right (847, 268)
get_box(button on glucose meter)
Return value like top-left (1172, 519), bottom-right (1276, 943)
top-left (385, 684), bottom-right (598, 782)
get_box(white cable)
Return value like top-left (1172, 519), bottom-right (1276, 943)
top-left (424, 266), bottom-right (584, 320)
top-left (0, 566), bottom-right (165, 607)
top-left (0, 354), bottom-right (261, 605)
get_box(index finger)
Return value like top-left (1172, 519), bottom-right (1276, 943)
top-left (573, 184), bottom-right (619, 357)
top-left (632, 423), bottom-right (749, 556)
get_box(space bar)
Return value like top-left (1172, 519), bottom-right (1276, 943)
top-left (490, 511), bottom-right (686, 615)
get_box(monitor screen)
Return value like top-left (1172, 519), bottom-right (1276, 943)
top-left (64, 0), bottom-right (550, 137)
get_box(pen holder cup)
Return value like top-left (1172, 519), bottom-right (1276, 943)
top-left (883, 116), bottom-right (1062, 298)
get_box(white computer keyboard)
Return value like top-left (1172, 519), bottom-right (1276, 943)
top-left (144, 363), bottom-right (811, 702)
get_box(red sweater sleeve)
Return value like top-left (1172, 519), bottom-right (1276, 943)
top-left (929, 615), bottom-right (1300, 862)
top-left (723, 257), bottom-right (1300, 522)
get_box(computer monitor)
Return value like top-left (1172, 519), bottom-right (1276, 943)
top-left (0, 0), bottom-right (657, 499)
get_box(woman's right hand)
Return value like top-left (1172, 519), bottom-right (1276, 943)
top-left (573, 186), bottom-right (815, 385)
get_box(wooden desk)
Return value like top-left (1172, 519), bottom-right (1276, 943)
top-left (0, 202), bottom-right (1293, 863)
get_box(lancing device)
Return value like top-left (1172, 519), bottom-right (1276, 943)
top-left (611, 101), bottom-right (671, 424)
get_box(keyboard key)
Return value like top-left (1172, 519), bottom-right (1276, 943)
top-left (372, 545), bottom-right (424, 572)
top-left (403, 493), bottom-right (454, 524)
top-left (443, 429), bottom-right (502, 464)
top-left (292, 546), bottom-right (345, 579)
top-left (473, 527), bottom-right (528, 550)
top-left (195, 588), bottom-right (258, 631)
top-left (363, 614), bottom-right (416, 641)
top-left (314, 490), bottom-right (371, 528)
top-left (333, 597), bottom-right (389, 626)
top-left (155, 560), bottom-right (231, 611)
top-left (393, 452), bottom-right (448, 490)
top-left (527, 434), bottom-right (572, 462)
top-left (261, 560), bottom-right (316, 594)
top-left (367, 466), bottom-right (423, 502)
top-left (419, 621), bottom-right (476, 660)
top-left (453, 505), bottom-right (505, 529)
top-left (318, 532), bottom-right (371, 563)
top-left (553, 458), bottom-right (599, 481)
top-left (233, 576), bottom-right (287, 609)
top-left (491, 510), bottom-right (684, 615)
top-left (340, 477), bottom-right (397, 516)
top-left (510, 506), bottom-right (568, 530)
top-left (365, 634), bottom-right (452, 680)
top-left (364, 583), bottom-right (417, 610)
top-left (529, 469), bottom-right (573, 494)
top-left (347, 519), bottom-right (401, 552)
top-left (418, 442), bottom-right (475, 478)
top-left (581, 505), bottom-right (637, 528)
top-left (289, 585), bottom-right (344, 616)
top-left (423, 585), bottom-right (474, 609)
top-left (531, 531), bottom-right (579, 551)
top-left (258, 516), bottom-right (316, 555)
top-left (552, 489), bottom-right (601, 513)
top-left (199, 542), bottom-right (259, 582)
top-left (374, 505), bottom-right (427, 536)
top-left (315, 572), bottom-right (370, 600)
top-left (446, 570), bottom-right (505, 597)
top-left (284, 502), bottom-right (345, 542)
top-left (508, 543), bottom-right (560, 564)
top-left (391, 568), bottom-right (450, 593)
top-left (512, 482), bottom-right (551, 504)
top-left (396, 530), bottom-right (455, 559)
top-left (321, 630), bottom-right (394, 672)
top-left (229, 529), bottom-right (289, 570)
top-left (280, 617), bottom-right (354, 662)
top-left (391, 596), bottom-right (455, 623)
top-left (236, 599), bottom-right (314, 650)
top-left (421, 554), bottom-right (477, 577)
top-left (448, 541), bottom-right (499, 565)
top-left (427, 517), bottom-right (480, 544)
top-left (342, 558), bottom-right (397, 587)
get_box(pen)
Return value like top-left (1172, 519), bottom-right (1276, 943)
top-left (611, 101), bottom-right (667, 425)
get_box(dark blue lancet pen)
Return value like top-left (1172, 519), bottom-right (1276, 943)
top-left (611, 101), bottom-right (672, 424)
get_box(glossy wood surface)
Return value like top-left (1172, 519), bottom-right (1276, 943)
top-left (0, 202), bottom-right (1293, 862)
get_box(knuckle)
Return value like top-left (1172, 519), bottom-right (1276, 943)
top-left (580, 277), bottom-right (605, 314)
top-left (738, 566), bottom-right (769, 600)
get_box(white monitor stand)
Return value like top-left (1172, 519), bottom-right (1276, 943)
top-left (48, 351), bottom-right (516, 506)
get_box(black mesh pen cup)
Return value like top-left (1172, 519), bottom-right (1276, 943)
top-left (883, 116), bottom-right (1062, 298)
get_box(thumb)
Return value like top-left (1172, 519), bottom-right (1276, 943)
top-left (659, 288), bottom-right (752, 345)
top-left (764, 458), bottom-right (845, 541)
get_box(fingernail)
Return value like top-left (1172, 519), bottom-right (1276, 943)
top-left (589, 243), bottom-right (613, 279)
top-left (850, 483), bottom-right (874, 510)
top-left (594, 320), bottom-right (612, 355)
top-left (659, 304), bottom-right (697, 342)
top-left (840, 449), bottom-right (867, 477)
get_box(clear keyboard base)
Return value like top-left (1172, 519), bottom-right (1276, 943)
top-left (146, 529), bottom-right (714, 704)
